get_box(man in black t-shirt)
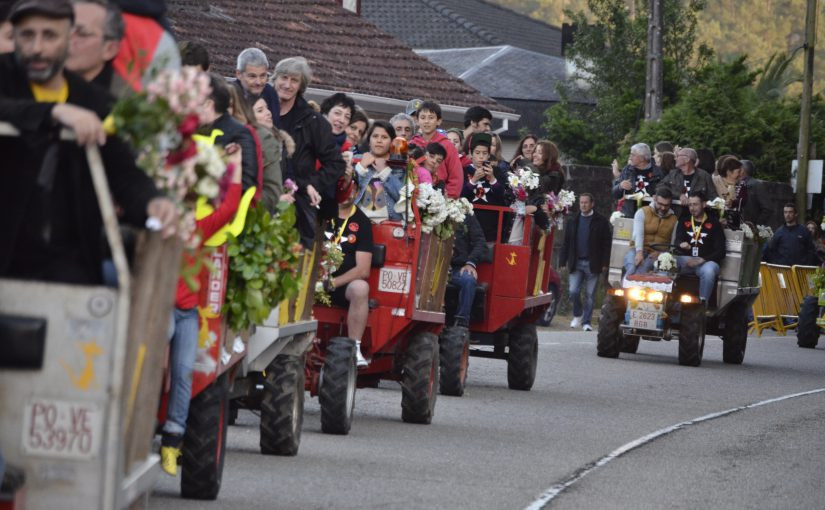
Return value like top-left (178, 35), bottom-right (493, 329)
top-left (326, 179), bottom-right (373, 366)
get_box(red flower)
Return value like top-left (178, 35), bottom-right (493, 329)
top-left (178, 114), bottom-right (200, 137)
top-left (684, 221), bottom-right (691, 228)
top-left (166, 138), bottom-right (197, 165)
top-left (516, 188), bottom-right (527, 201)
top-left (705, 223), bottom-right (712, 229)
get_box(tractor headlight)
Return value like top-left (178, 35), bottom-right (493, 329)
top-left (627, 287), bottom-right (646, 301)
top-left (647, 291), bottom-right (664, 303)
top-left (680, 293), bottom-right (698, 304)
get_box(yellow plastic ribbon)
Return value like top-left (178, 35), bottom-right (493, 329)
top-left (195, 186), bottom-right (256, 247)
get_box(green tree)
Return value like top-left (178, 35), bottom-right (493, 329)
top-left (543, 0), bottom-right (707, 165)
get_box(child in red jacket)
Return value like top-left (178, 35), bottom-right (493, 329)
top-left (161, 146), bottom-right (243, 475)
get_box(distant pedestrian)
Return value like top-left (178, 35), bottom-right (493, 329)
top-left (559, 193), bottom-right (612, 331)
top-left (762, 203), bottom-right (818, 266)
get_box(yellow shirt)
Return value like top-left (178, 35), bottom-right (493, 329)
top-left (30, 81), bottom-right (69, 103)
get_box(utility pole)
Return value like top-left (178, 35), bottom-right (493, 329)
top-left (644, 0), bottom-right (664, 121)
top-left (796, 0), bottom-right (817, 221)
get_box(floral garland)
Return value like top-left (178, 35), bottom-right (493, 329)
top-left (417, 183), bottom-right (474, 239)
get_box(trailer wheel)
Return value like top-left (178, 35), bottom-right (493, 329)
top-left (722, 301), bottom-right (748, 364)
top-left (402, 332), bottom-right (439, 423)
top-left (678, 304), bottom-right (706, 367)
top-left (507, 323), bottom-right (538, 391)
top-left (597, 295), bottom-right (624, 358)
top-left (536, 283), bottom-right (560, 327)
top-left (260, 354), bottom-right (305, 455)
top-left (319, 337), bottom-right (357, 435)
top-left (797, 296), bottom-right (820, 349)
top-left (439, 325), bottom-right (469, 396)
top-left (181, 373), bottom-right (229, 500)
top-left (620, 335), bottom-right (640, 354)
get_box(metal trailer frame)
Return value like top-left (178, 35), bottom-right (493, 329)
top-left (0, 122), bottom-right (161, 509)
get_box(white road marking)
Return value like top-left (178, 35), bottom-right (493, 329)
top-left (524, 386), bottom-right (825, 510)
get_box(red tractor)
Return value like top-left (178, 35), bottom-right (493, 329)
top-left (305, 199), bottom-right (450, 434)
top-left (441, 205), bottom-right (558, 394)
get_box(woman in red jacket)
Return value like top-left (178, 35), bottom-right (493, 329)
top-left (160, 146), bottom-right (243, 476)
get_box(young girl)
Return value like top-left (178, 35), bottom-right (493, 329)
top-left (353, 121), bottom-right (404, 223)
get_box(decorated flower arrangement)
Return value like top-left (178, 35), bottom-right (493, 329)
top-left (756, 224), bottom-right (774, 243)
top-left (707, 196), bottom-right (726, 218)
top-left (654, 252), bottom-right (677, 274)
top-left (314, 235), bottom-right (345, 306)
top-left (224, 202), bottom-right (303, 332)
top-left (610, 211), bottom-right (624, 226)
top-left (741, 222), bottom-right (754, 240)
top-left (417, 183), bottom-right (473, 239)
top-left (106, 67), bottom-right (223, 244)
top-left (507, 168), bottom-right (540, 215)
top-left (547, 189), bottom-right (576, 228)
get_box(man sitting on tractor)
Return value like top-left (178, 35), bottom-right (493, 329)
top-left (325, 178), bottom-right (373, 367)
top-left (449, 212), bottom-right (488, 328)
top-left (623, 186), bottom-right (678, 277)
top-left (674, 190), bottom-right (726, 303)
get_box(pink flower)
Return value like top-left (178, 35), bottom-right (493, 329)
top-left (284, 179), bottom-right (299, 194)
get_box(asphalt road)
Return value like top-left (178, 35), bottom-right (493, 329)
top-left (150, 323), bottom-right (825, 509)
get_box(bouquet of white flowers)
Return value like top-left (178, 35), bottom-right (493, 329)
top-left (546, 189), bottom-right (576, 229)
top-left (654, 252), bottom-right (677, 273)
top-left (756, 224), bottom-right (773, 243)
top-left (417, 183), bottom-right (473, 239)
top-left (707, 197), bottom-right (726, 218)
top-left (741, 223), bottom-right (754, 240)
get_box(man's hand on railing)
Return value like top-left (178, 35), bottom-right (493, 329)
top-left (51, 103), bottom-right (107, 146)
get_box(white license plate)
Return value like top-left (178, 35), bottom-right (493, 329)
top-left (21, 398), bottom-right (103, 459)
top-left (378, 267), bottom-right (411, 294)
top-left (629, 308), bottom-right (661, 330)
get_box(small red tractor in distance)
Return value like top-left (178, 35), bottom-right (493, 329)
top-left (305, 187), bottom-right (451, 434)
top-left (442, 205), bottom-right (558, 393)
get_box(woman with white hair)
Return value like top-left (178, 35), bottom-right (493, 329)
top-left (273, 56), bottom-right (346, 247)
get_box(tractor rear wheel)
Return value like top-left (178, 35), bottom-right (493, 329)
top-left (402, 332), bottom-right (439, 424)
top-left (536, 283), bottom-right (560, 327)
top-left (260, 354), bottom-right (305, 455)
top-left (722, 302), bottom-right (748, 364)
top-left (597, 295), bottom-right (624, 358)
top-left (797, 296), bottom-right (820, 349)
top-left (439, 325), bottom-right (469, 396)
top-left (319, 337), bottom-right (357, 435)
top-left (620, 335), bottom-right (640, 354)
top-left (678, 304), bottom-right (706, 367)
top-left (507, 323), bottom-right (538, 391)
top-left (181, 373), bottom-right (229, 500)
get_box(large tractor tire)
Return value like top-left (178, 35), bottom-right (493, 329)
top-left (620, 335), bottom-right (640, 354)
top-left (722, 301), bottom-right (748, 364)
top-left (536, 283), bottom-right (561, 327)
top-left (401, 332), bottom-right (439, 424)
top-left (797, 296), bottom-right (820, 349)
top-left (181, 373), bottom-right (229, 500)
top-left (678, 304), bottom-right (706, 367)
top-left (507, 323), bottom-right (538, 391)
top-left (319, 337), bottom-right (357, 435)
top-left (260, 354), bottom-right (305, 455)
top-left (597, 295), bottom-right (624, 358)
top-left (439, 325), bottom-right (469, 396)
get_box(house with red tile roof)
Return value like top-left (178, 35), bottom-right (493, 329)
top-left (166, 0), bottom-right (518, 128)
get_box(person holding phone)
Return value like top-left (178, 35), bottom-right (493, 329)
top-left (461, 133), bottom-right (507, 241)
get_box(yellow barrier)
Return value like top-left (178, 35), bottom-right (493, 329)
top-left (792, 265), bottom-right (819, 300)
top-left (750, 263), bottom-right (784, 336)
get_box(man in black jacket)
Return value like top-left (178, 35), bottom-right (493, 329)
top-left (674, 191), bottom-right (726, 302)
top-left (0, 0), bottom-right (176, 284)
top-left (200, 73), bottom-right (258, 192)
top-left (274, 56), bottom-right (345, 247)
top-left (450, 212), bottom-right (488, 328)
top-left (559, 193), bottom-right (612, 331)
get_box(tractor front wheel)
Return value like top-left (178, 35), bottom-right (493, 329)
top-left (678, 304), bottom-right (706, 367)
top-left (439, 325), bottom-right (469, 396)
top-left (402, 332), bottom-right (439, 424)
top-left (722, 302), bottom-right (748, 364)
top-left (319, 337), bottom-right (357, 435)
top-left (181, 373), bottom-right (229, 500)
top-left (597, 295), bottom-right (624, 358)
top-left (260, 354), bottom-right (305, 455)
top-left (507, 323), bottom-right (538, 391)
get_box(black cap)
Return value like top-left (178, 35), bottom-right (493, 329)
top-left (468, 132), bottom-right (492, 151)
top-left (9, 0), bottom-right (74, 24)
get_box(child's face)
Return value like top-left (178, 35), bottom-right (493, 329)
top-left (471, 146), bottom-right (490, 168)
top-left (369, 127), bottom-right (392, 157)
top-left (446, 131), bottom-right (461, 152)
top-left (417, 109), bottom-right (441, 136)
top-left (425, 152), bottom-right (444, 171)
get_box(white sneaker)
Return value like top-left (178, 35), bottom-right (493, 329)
top-left (355, 341), bottom-right (369, 368)
top-left (582, 324), bottom-right (592, 332)
top-left (570, 317), bottom-right (582, 328)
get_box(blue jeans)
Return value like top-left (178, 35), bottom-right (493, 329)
top-left (451, 270), bottom-right (477, 321)
top-left (569, 259), bottom-right (599, 325)
top-left (164, 307), bottom-right (199, 436)
top-left (676, 256), bottom-right (720, 302)
top-left (623, 249), bottom-right (655, 276)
